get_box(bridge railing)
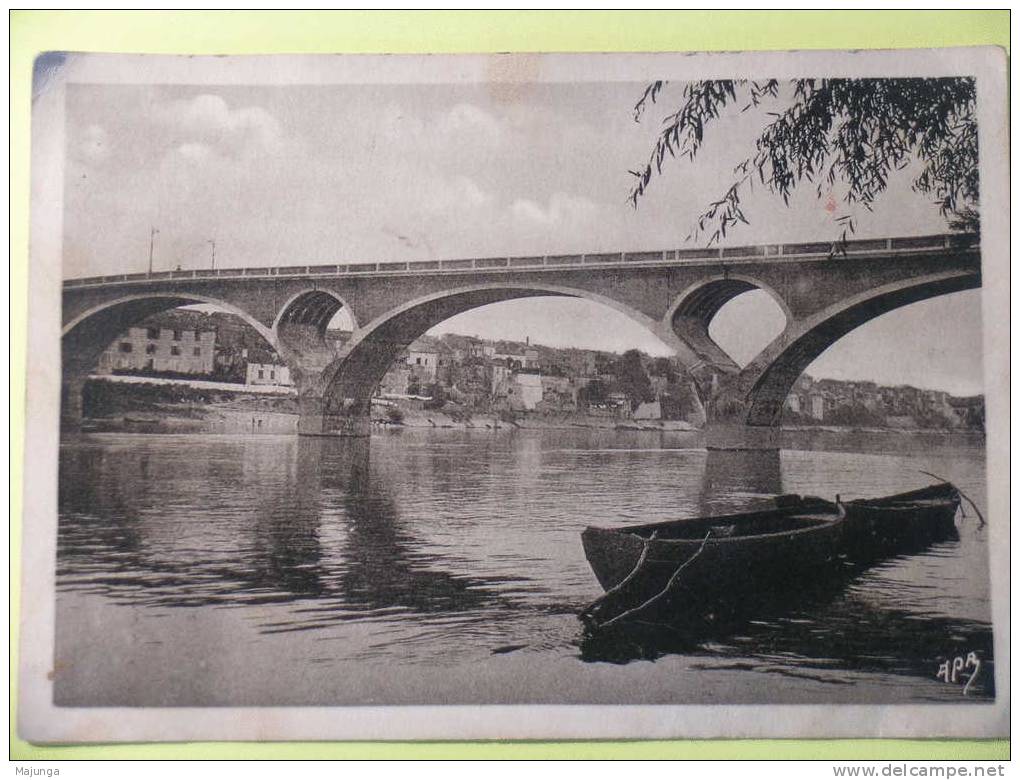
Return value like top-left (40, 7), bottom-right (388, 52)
top-left (63, 233), bottom-right (977, 289)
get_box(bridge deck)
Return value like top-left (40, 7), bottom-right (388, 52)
top-left (63, 233), bottom-right (977, 289)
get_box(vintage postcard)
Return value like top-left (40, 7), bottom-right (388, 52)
top-left (18, 47), bottom-right (1008, 742)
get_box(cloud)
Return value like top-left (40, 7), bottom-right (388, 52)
top-left (175, 142), bottom-right (214, 162)
top-left (379, 101), bottom-right (503, 152)
top-left (426, 175), bottom-right (492, 213)
top-left (153, 93), bottom-right (282, 158)
top-left (437, 103), bottom-right (503, 146)
top-left (511, 192), bottom-right (599, 227)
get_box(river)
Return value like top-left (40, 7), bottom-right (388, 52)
top-left (54, 428), bottom-right (994, 706)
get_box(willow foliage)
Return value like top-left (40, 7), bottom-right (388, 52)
top-left (629, 78), bottom-right (979, 244)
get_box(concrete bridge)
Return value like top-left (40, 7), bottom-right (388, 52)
top-left (62, 233), bottom-right (980, 449)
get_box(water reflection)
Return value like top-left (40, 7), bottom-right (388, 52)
top-left (56, 429), bottom-right (994, 705)
top-left (698, 449), bottom-right (783, 514)
top-left (310, 438), bottom-right (508, 620)
top-left (578, 552), bottom-right (995, 698)
top-left (58, 435), bottom-right (510, 626)
top-left (247, 439), bottom-right (324, 598)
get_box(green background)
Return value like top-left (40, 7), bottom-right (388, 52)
top-left (9, 10), bottom-right (1010, 761)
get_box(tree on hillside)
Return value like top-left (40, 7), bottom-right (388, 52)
top-left (423, 382), bottom-right (447, 411)
top-left (611, 350), bottom-right (656, 410)
top-left (628, 78), bottom-right (979, 245)
top-left (578, 378), bottom-right (609, 407)
top-left (649, 356), bottom-right (678, 384)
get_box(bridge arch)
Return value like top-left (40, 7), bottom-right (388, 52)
top-left (665, 274), bottom-right (792, 376)
top-left (734, 270), bottom-right (981, 427)
top-left (317, 281), bottom-right (683, 413)
top-left (60, 291), bottom-right (283, 428)
top-left (272, 288), bottom-right (358, 373)
top-left (272, 288), bottom-right (359, 334)
top-left (667, 273), bottom-right (793, 327)
top-left (62, 291), bottom-right (278, 374)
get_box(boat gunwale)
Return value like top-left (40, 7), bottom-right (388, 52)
top-left (582, 511), bottom-right (842, 547)
top-left (846, 483), bottom-right (958, 507)
top-left (849, 499), bottom-right (959, 511)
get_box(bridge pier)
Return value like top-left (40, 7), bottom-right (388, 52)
top-left (703, 422), bottom-right (781, 451)
top-left (296, 394), bottom-right (371, 438)
top-left (60, 376), bottom-right (86, 431)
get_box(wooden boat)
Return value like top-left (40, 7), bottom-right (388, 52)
top-left (580, 483), bottom-right (963, 631)
top-left (580, 495), bottom-right (845, 631)
top-left (841, 482), bottom-right (961, 561)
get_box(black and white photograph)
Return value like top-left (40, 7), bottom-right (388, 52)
top-left (18, 47), bottom-right (1009, 742)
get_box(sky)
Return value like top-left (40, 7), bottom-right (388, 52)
top-left (62, 81), bottom-right (984, 395)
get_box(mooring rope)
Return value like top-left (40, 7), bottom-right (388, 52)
top-left (594, 528), bottom-right (714, 631)
top-left (918, 470), bottom-right (986, 528)
top-left (579, 530), bottom-right (659, 623)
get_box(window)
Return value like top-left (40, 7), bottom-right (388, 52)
top-left (173, 330), bottom-right (182, 341)
top-left (193, 347), bottom-right (202, 357)
top-left (146, 344), bottom-right (157, 355)
top-left (258, 369), bottom-right (265, 379)
top-left (118, 342), bottom-right (132, 353)
top-left (194, 331), bottom-right (201, 340)
top-left (170, 346), bottom-right (181, 356)
top-left (146, 327), bottom-right (159, 339)
top-left (269, 370), bottom-right (275, 380)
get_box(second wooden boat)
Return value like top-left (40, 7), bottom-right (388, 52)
top-left (841, 482), bottom-right (961, 561)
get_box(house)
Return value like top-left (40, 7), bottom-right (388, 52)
top-left (406, 338), bottom-right (442, 381)
top-left (493, 350), bottom-right (526, 370)
top-left (494, 372), bottom-right (545, 411)
top-left (539, 375), bottom-right (577, 411)
top-left (808, 393), bottom-right (826, 420)
top-left (326, 329), bottom-right (354, 355)
top-left (439, 333), bottom-right (476, 364)
top-left (469, 342), bottom-right (496, 360)
top-left (96, 324), bottom-right (216, 376)
top-left (633, 400), bottom-right (662, 420)
top-left (246, 362), bottom-right (292, 386)
top-left (488, 360), bottom-right (511, 388)
top-left (513, 373), bottom-right (544, 410)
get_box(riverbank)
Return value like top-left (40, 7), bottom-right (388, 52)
top-left (383, 406), bottom-right (697, 432)
top-left (80, 408), bottom-right (985, 441)
top-left (78, 377), bottom-right (983, 439)
top-left (79, 377), bottom-right (700, 434)
top-left (80, 406), bottom-right (699, 435)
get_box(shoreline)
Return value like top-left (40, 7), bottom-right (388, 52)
top-left (76, 407), bottom-right (985, 440)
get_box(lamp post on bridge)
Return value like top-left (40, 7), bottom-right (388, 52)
top-left (207, 239), bottom-right (216, 270)
top-left (148, 227), bottom-right (159, 274)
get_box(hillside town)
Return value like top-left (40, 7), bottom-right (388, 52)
top-left (91, 309), bottom-right (985, 432)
